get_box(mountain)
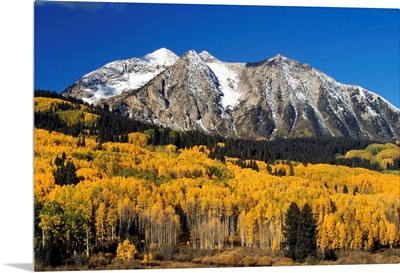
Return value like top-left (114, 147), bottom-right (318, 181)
top-left (63, 48), bottom-right (179, 105)
top-left (62, 48), bottom-right (400, 141)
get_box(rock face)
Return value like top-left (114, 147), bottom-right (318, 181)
top-left (63, 48), bottom-right (400, 141)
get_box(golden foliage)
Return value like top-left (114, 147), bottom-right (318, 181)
top-left (343, 142), bottom-right (400, 170)
top-left (116, 239), bottom-right (137, 261)
top-left (34, 97), bottom-right (73, 112)
top-left (34, 128), bottom-right (400, 258)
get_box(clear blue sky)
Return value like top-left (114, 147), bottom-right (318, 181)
top-left (34, 1), bottom-right (400, 108)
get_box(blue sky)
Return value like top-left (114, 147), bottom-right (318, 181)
top-left (34, 1), bottom-right (399, 108)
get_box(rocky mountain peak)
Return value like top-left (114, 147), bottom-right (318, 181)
top-left (271, 53), bottom-right (284, 61)
top-left (62, 48), bottom-right (400, 141)
top-left (182, 50), bottom-right (203, 62)
top-left (141, 47), bottom-right (179, 66)
top-left (199, 51), bottom-right (218, 63)
top-left (178, 50), bottom-right (219, 86)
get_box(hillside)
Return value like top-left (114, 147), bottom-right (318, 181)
top-left (34, 94), bottom-right (400, 270)
top-left (35, 91), bottom-right (399, 171)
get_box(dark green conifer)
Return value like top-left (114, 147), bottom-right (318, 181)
top-left (343, 184), bottom-right (348, 194)
top-left (282, 202), bottom-right (300, 261)
top-left (282, 202), bottom-right (317, 263)
top-left (295, 203), bottom-right (317, 262)
top-left (266, 163), bottom-right (272, 174)
top-left (353, 185), bottom-right (359, 195)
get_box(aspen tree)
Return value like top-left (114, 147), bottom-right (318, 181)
top-left (116, 239), bottom-right (137, 261)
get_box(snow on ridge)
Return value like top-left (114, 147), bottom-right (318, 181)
top-left (77, 48), bottom-right (181, 104)
top-left (264, 86), bottom-right (278, 135)
top-left (127, 72), bottom-right (156, 90)
top-left (280, 60), bottom-right (336, 134)
top-left (206, 61), bottom-right (240, 110)
top-left (81, 85), bottom-right (119, 104)
top-left (199, 51), bottom-right (217, 63)
top-left (141, 48), bottom-right (179, 66)
top-left (312, 68), bottom-right (355, 118)
top-left (280, 58), bottom-right (306, 102)
top-left (195, 119), bottom-right (210, 133)
top-left (356, 86), bottom-right (400, 112)
top-left (184, 50), bottom-right (221, 95)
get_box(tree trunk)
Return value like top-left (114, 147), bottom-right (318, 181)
top-left (86, 229), bottom-right (90, 258)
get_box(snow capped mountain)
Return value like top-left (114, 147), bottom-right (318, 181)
top-left (63, 48), bottom-right (179, 104)
top-left (141, 47), bottom-right (179, 66)
top-left (62, 48), bottom-right (400, 141)
top-left (104, 49), bottom-right (235, 135)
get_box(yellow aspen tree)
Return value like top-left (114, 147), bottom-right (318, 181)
top-left (107, 206), bottom-right (119, 242)
top-left (338, 222), bottom-right (347, 250)
top-left (95, 202), bottom-right (106, 247)
top-left (245, 210), bottom-right (255, 247)
top-left (386, 223), bottom-right (398, 248)
top-left (142, 252), bottom-right (153, 265)
top-left (365, 210), bottom-right (379, 250)
top-left (238, 210), bottom-right (247, 247)
top-left (352, 226), bottom-right (363, 249)
top-left (378, 220), bottom-right (387, 246)
top-left (116, 239), bottom-right (137, 261)
top-left (318, 215), bottom-right (332, 250)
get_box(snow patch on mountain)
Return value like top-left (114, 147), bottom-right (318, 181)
top-left (127, 72), bottom-right (157, 90)
top-left (206, 61), bottom-right (240, 110)
top-left (185, 50), bottom-right (220, 96)
top-left (199, 51), bottom-right (217, 63)
top-left (264, 86), bottom-right (279, 135)
top-left (195, 119), bottom-right (210, 133)
top-left (68, 48), bottom-right (179, 104)
top-left (280, 56), bottom-right (306, 102)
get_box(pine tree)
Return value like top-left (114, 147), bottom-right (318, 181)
top-left (343, 184), bottom-right (348, 194)
top-left (282, 202), bottom-right (317, 262)
top-left (65, 161), bottom-right (79, 185)
top-left (266, 163), bottom-right (272, 174)
top-left (295, 203), bottom-right (317, 262)
top-left (353, 185), bottom-right (359, 195)
top-left (282, 202), bottom-right (300, 261)
top-left (53, 154), bottom-right (79, 186)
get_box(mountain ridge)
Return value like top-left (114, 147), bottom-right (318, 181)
top-left (62, 48), bottom-right (400, 141)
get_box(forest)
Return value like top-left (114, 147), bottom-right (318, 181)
top-left (34, 91), bottom-right (400, 270)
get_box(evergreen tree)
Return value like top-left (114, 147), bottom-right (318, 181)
top-left (266, 163), bottom-right (272, 174)
top-left (65, 161), bottom-right (79, 185)
top-left (282, 202), bottom-right (317, 262)
top-left (282, 202), bottom-right (301, 261)
top-left (295, 203), bottom-right (317, 262)
top-left (353, 185), bottom-right (359, 195)
top-left (53, 154), bottom-right (79, 186)
top-left (152, 128), bottom-right (160, 146)
top-left (343, 184), bottom-right (348, 194)
top-left (77, 134), bottom-right (86, 147)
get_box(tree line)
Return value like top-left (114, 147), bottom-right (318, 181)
top-left (34, 89), bottom-right (399, 173)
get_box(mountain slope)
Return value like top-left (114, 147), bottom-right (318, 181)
top-left (63, 48), bottom-right (179, 104)
top-left (62, 48), bottom-right (400, 141)
top-left (106, 50), bottom-right (235, 136)
top-left (233, 54), bottom-right (399, 140)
